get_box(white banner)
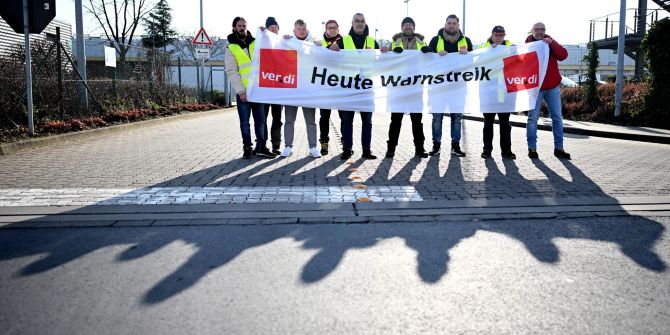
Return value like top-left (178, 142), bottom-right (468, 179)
top-left (247, 29), bottom-right (549, 113)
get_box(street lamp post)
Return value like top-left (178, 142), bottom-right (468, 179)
top-left (404, 0), bottom-right (409, 17)
top-left (462, 0), bottom-right (466, 35)
top-left (614, 0), bottom-right (626, 117)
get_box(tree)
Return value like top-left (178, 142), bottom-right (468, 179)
top-left (582, 42), bottom-right (600, 111)
top-left (84, 0), bottom-right (153, 63)
top-left (141, 0), bottom-right (177, 50)
top-left (641, 17), bottom-right (670, 126)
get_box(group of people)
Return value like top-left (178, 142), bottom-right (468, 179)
top-left (224, 13), bottom-right (572, 162)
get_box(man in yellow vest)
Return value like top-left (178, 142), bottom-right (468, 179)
top-left (224, 16), bottom-right (276, 159)
top-left (427, 14), bottom-right (473, 157)
top-left (314, 19), bottom-right (342, 156)
top-left (385, 17), bottom-right (431, 159)
top-left (478, 25), bottom-right (516, 160)
top-left (328, 13), bottom-right (379, 160)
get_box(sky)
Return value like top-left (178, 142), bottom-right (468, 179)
top-left (54, 0), bottom-right (663, 45)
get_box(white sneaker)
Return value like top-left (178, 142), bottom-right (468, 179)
top-left (309, 146), bottom-right (322, 158)
top-left (281, 146), bottom-right (293, 157)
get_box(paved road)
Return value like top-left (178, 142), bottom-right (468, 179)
top-left (1, 215), bottom-right (668, 334)
top-left (0, 108), bottom-right (668, 205)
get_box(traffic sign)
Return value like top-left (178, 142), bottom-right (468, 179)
top-left (192, 27), bottom-right (213, 45)
top-left (194, 48), bottom-right (210, 60)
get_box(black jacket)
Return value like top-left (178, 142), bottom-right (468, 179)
top-left (227, 31), bottom-right (255, 49)
top-left (336, 25), bottom-right (380, 49)
top-left (428, 28), bottom-right (473, 53)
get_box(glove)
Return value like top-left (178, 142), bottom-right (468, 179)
top-left (392, 47), bottom-right (403, 53)
top-left (421, 46), bottom-right (431, 53)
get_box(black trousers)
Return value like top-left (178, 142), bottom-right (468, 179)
top-left (319, 109), bottom-right (331, 143)
top-left (387, 113), bottom-right (425, 149)
top-left (483, 113), bottom-right (511, 153)
top-left (263, 104), bottom-right (283, 150)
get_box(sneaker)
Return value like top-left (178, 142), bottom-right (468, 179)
top-left (362, 149), bottom-right (377, 160)
top-left (385, 150), bottom-right (395, 158)
top-left (415, 148), bottom-right (428, 158)
top-left (256, 147), bottom-right (277, 158)
top-left (501, 151), bottom-right (517, 160)
top-left (280, 146), bottom-right (293, 157)
top-left (340, 149), bottom-right (353, 160)
top-left (309, 146), bottom-right (322, 158)
top-left (554, 149), bottom-right (571, 160)
top-left (251, 148), bottom-right (257, 156)
top-left (481, 151), bottom-right (492, 158)
top-left (272, 148), bottom-right (281, 156)
top-left (243, 147), bottom-right (253, 159)
top-left (428, 143), bottom-right (441, 156)
top-left (451, 143), bottom-right (466, 157)
top-left (528, 148), bottom-right (539, 159)
top-left (320, 142), bottom-right (329, 155)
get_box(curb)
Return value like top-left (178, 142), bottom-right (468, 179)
top-left (462, 114), bottom-right (670, 145)
top-left (0, 108), bottom-right (232, 156)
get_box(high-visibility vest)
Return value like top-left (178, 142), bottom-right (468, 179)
top-left (342, 34), bottom-right (376, 49)
top-left (479, 40), bottom-right (512, 49)
top-left (391, 37), bottom-right (426, 50)
top-left (228, 41), bottom-right (255, 88)
top-left (436, 35), bottom-right (468, 53)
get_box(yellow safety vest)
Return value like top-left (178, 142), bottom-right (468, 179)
top-left (228, 41), bottom-right (255, 88)
top-left (479, 40), bottom-right (512, 49)
top-left (436, 35), bottom-right (468, 53)
top-left (343, 35), bottom-right (376, 49)
top-left (391, 38), bottom-right (426, 50)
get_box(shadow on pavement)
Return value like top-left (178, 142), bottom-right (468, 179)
top-left (0, 148), bottom-right (667, 304)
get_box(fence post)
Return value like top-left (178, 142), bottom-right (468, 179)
top-left (210, 65), bottom-right (213, 103)
top-left (56, 27), bottom-right (64, 119)
top-left (177, 56), bottom-right (182, 89)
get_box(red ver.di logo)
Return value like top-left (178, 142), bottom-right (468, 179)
top-left (502, 51), bottom-right (540, 93)
top-left (259, 49), bottom-right (298, 88)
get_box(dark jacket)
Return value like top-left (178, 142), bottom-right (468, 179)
top-left (226, 31), bottom-right (255, 49)
top-left (525, 34), bottom-right (568, 90)
top-left (428, 28), bottom-right (473, 53)
top-left (336, 25), bottom-right (380, 49)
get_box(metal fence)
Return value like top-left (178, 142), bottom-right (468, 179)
top-left (0, 32), bottom-right (218, 130)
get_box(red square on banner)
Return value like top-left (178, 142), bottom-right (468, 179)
top-left (502, 51), bottom-right (540, 93)
top-left (259, 49), bottom-right (298, 88)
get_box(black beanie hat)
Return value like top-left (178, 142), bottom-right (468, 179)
top-left (401, 17), bottom-right (415, 27)
top-left (265, 16), bottom-right (279, 28)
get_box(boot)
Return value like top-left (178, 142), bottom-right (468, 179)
top-left (428, 142), bottom-right (441, 156)
top-left (320, 142), bottom-right (329, 155)
top-left (362, 148), bottom-right (377, 160)
top-left (340, 149), bottom-right (353, 160)
top-left (450, 142), bottom-right (466, 157)
top-left (415, 147), bottom-right (428, 158)
top-left (385, 144), bottom-right (396, 159)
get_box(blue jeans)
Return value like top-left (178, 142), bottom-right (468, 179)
top-left (339, 110), bottom-right (373, 150)
top-left (431, 113), bottom-right (462, 144)
top-left (236, 95), bottom-right (266, 149)
top-left (526, 87), bottom-right (564, 149)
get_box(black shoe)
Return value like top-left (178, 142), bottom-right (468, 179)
top-left (528, 149), bottom-right (539, 159)
top-left (362, 149), bottom-right (377, 160)
top-left (272, 148), bottom-right (281, 156)
top-left (502, 151), bottom-right (517, 160)
top-left (554, 149), bottom-right (571, 160)
top-left (251, 148), bottom-right (257, 156)
top-left (451, 143), bottom-right (466, 157)
top-left (340, 149), bottom-right (353, 160)
top-left (385, 151), bottom-right (395, 158)
top-left (481, 151), bottom-right (491, 158)
top-left (320, 142), bottom-right (329, 155)
top-left (428, 143), bottom-right (441, 156)
top-left (243, 147), bottom-right (253, 159)
top-left (256, 147), bottom-right (277, 158)
top-left (415, 148), bottom-right (428, 158)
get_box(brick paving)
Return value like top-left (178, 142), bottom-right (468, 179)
top-left (0, 107), bottom-right (669, 205)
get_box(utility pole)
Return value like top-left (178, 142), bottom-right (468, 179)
top-left (199, 0), bottom-right (205, 101)
top-left (462, 0), bottom-right (466, 35)
top-left (75, 0), bottom-right (88, 109)
top-left (615, 0), bottom-right (626, 117)
top-left (22, 0), bottom-right (34, 135)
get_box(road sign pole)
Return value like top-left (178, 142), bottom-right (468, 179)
top-left (199, 0), bottom-right (205, 102)
top-left (23, 0), bottom-right (34, 135)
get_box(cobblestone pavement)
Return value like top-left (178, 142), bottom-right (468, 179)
top-left (1, 108), bottom-right (669, 205)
